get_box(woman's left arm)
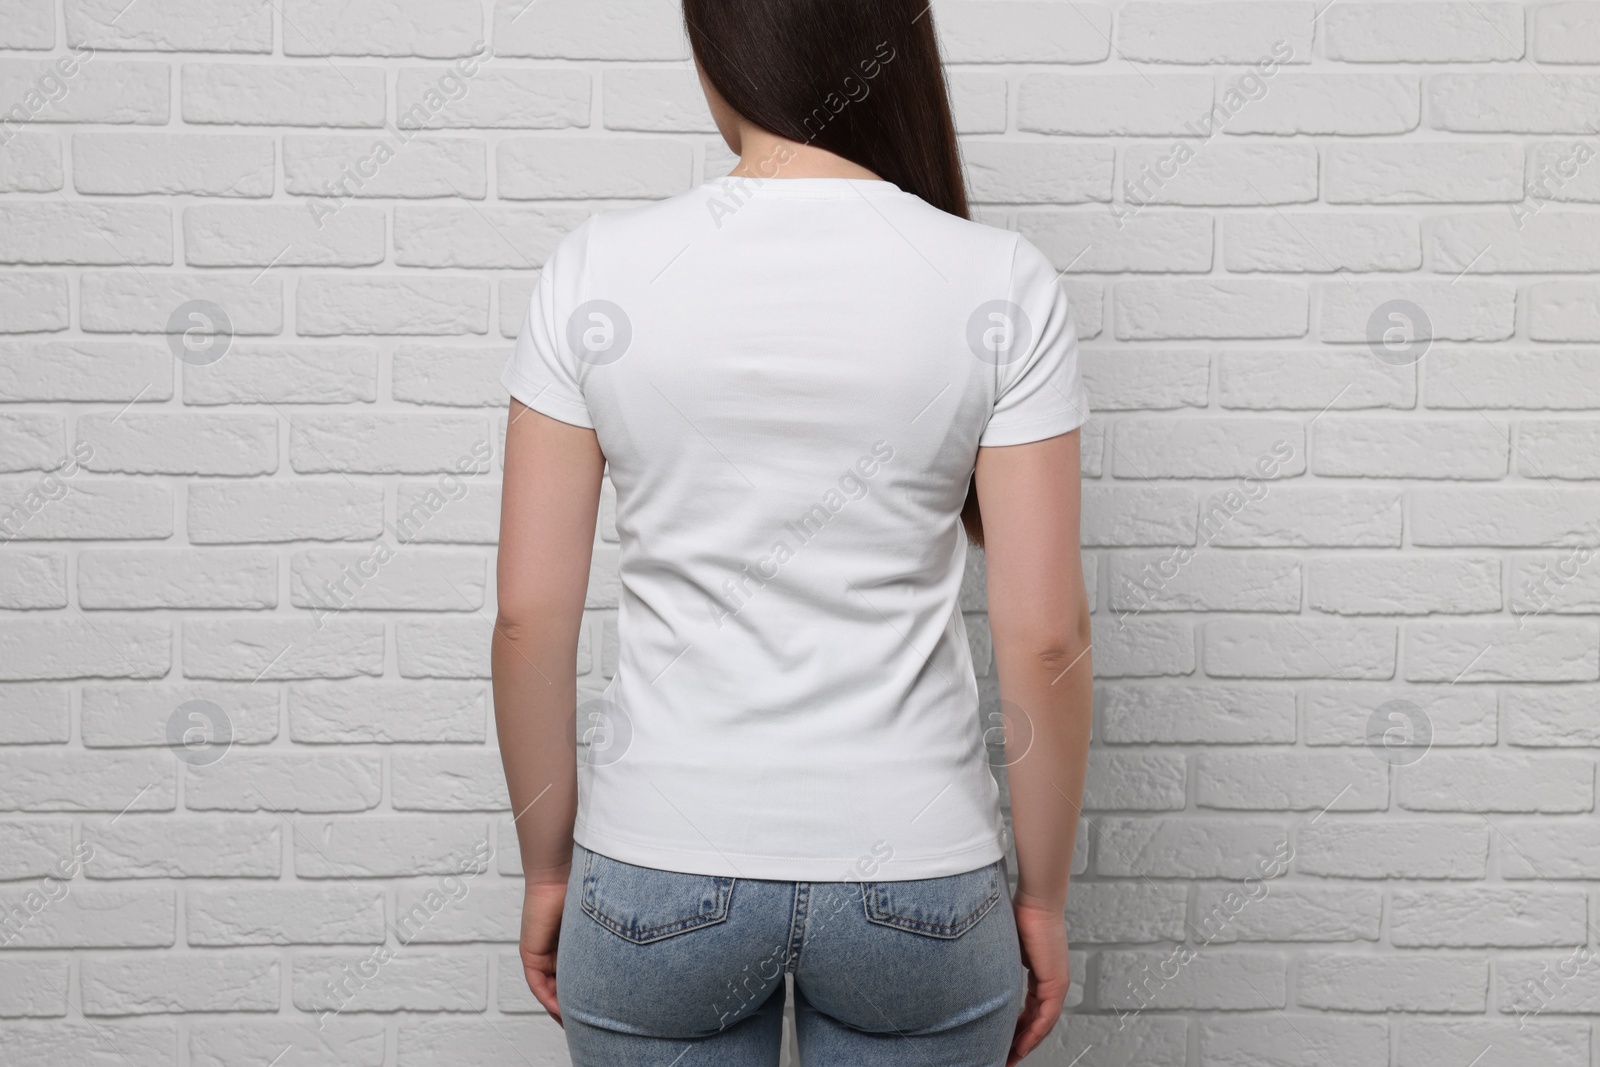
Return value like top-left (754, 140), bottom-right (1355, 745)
top-left (493, 397), bottom-right (606, 1022)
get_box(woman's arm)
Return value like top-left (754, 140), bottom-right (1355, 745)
top-left (974, 428), bottom-right (1093, 1065)
top-left (493, 398), bottom-right (606, 1019)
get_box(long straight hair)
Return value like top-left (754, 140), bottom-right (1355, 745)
top-left (682, 0), bottom-right (987, 547)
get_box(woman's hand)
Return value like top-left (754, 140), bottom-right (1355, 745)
top-left (520, 877), bottom-right (570, 1024)
top-left (1008, 895), bottom-right (1070, 1066)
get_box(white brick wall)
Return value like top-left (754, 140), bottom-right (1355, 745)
top-left (1, 1), bottom-right (1599, 1065)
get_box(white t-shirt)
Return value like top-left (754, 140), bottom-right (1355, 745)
top-left (501, 174), bottom-right (1090, 881)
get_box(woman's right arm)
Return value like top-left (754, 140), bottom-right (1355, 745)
top-left (973, 427), bottom-right (1094, 1066)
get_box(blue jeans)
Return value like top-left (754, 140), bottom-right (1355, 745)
top-left (557, 842), bottom-right (1025, 1066)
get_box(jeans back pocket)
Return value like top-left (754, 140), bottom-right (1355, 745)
top-left (861, 860), bottom-right (1004, 939)
top-left (580, 848), bottom-right (736, 945)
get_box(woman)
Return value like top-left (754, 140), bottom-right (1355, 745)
top-left (492, 1), bottom-right (1093, 1063)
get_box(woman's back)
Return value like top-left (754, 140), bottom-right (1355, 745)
top-left (501, 173), bottom-right (1089, 882)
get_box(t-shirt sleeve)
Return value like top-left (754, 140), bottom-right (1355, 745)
top-left (977, 234), bottom-right (1092, 448)
top-left (500, 216), bottom-right (597, 429)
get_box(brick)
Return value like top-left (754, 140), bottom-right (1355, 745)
top-left (1099, 950), bottom-right (1287, 1010)
top-left (0, 0), bottom-right (54, 48)
top-left (0, 886), bottom-right (175, 947)
top-left (1298, 953), bottom-right (1487, 1012)
top-left (1109, 550), bottom-right (1299, 614)
top-left (1025, 1016), bottom-right (1186, 1067)
top-left (1217, 351), bottom-right (1414, 409)
top-left (76, 413), bottom-right (277, 475)
top-left (1404, 621), bottom-right (1599, 683)
top-left (1325, 3), bottom-right (1524, 61)
top-left (0, 548), bottom-right (67, 610)
top-left (1389, 888), bottom-right (1589, 947)
top-left (391, 345), bottom-right (507, 407)
top-left (1224, 213), bottom-right (1420, 272)
top-left (1497, 821), bottom-right (1600, 879)
top-left (1091, 617), bottom-right (1195, 677)
top-left (1302, 685), bottom-right (1498, 748)
top-left (393, 204), bottom-right (592, 268)
top-left (187, 481), bottom-right (384, 543)
top-left (0, 619), bottom-right (170, 681)
top-left (395, 477), bottom-right (500, 544)
top-left (1535, 2), bottom-right (1600, 62)
top-left (0, 479), bottom-right (173, 541)
top-left (1425, 348), bottom-right (1600, 406)
top-left (1082, 751), bottom-right (1187, 811)
top-left (1204, 618), bottom-right (1396, 679)
top-left (288, 414), bottom-right (490, 474)
top-left (492, 0), bottom-right (687, 60)
top-left (284, 135), bottom-right (486, 199)
top-left (1526, 141), bottom-right (1600, 203)
top-left (0, 683), bottom-right (69, 741)
top-left (393, 880), bottom-right (517, 942)
top-left (0, 818), bottom-right (72, 879)
top-left (0, 1021), bottom-right (177, 1064)
top-left (293, 949), bottom-right (485, 1011)
top-left (186, 889), bottom-right (384, 947)
top-left (1117, 3), bottom-right (1312, 63)
top-left (1516, 420), bottom-right (1600, 479)
top-left (184, 753), bottom-right (382, 812)
top-left (1529, 283), bottom-right (1600, 341)
top-left (0, 133), bottom-right (63, 193)
top-left (397, 1016), bottom-right (567, 1063)
top-left (1412, 489), bottom-right (1600, 546)
top-left (0, 956), bottom-right (69, 1016)
top-left (289, 682), bottom-right (487, 743)
top-left (80, 272), bottom-right (283, 335)
top-left (183, 620), bottom-right (385, 681)
top-left (1224, 75), bottom-right (1419, 135)
top-left (1018, 75), bottom-right (1212, 136)
top-left (290, 548), bottom-right (485, 611)
top-left (0, 412), bottom-right (62, 471)
top-left (1099, 684), bottom-right (1296, 744)
top-left (82, 816), bottom-right (280, 878)
top-left (1311, 418), bottom-right (1508, 479)
top-left (396, 68), bottom-right (590, 129)
top-left (190, 1018), bottom-right (386, 1067)
top-left (75, 131), bottom-right (273, 197)
top-left (1115, 280), bottom-right (1307, 340)
top-left (1193, 884), bottom-right (1382, 943)
top-left (1433, 211), bottom-right (1600, 272)
top-left (65, 0), bottom-right (272, 51)
top-left (1197, 751), bottom-right (1388, 810)
top-left (82, 953), bottom-right (278, 1014)
top-left (1295, 820), bottom-right (1488, 878)
top-left (1396, 1020), bottom-right (1590, 1067)
top-left (0, 340), bottom-right (171, 400)
top-left (1079, 350), bottom-right (1209, 411)
top-left (1094, 818), bottom-right (1286, 878)
top-left (1123, 143), bottom-right (1317, 206)
top-left (1018, 210), bottom-right (1214, 273)
top-left (1398, 753), bottom-right (1595, 812)
top-left (603, 67), bottom-right (716, 132)
top-left (1430, 74), bottom-right (1600, 133)
top-left (937, 2), bottom-right (1110, 63)
top-left (0, 271), bottom-right (68, 331)
top-left (184, 204), bottom-right (385, 267)
top-left (1325, 142), bottom-right (1523, 203)
top-left (182, 63), bottom-right (386, 126)
top-left (396, 617), bottom-right (494, 678)
top-left (497, 137), bottom-right (693, 199)
top-left (1200, 1016), bottom-right (1389, 1066)
top-left (291, 816), bottom-right (489, 878)
top-left (0, 57), bottom-right (169, 124)
top-left (1083, 487), bottom-right (1201, 546)
top-left (296, 275), bottom-right (490, 335)
top-left (1112, 419), bottom-right (1302, 479)
top-left (80, 681), bottom-right (278, 748)
top-left (281, 0), bottom-right (483, 56)
top-left (961, 143), bottom-right (1112, 203)
top-left (1505, 687), bottom-right (1600, 746)
top-left (0, 202), bottom-right (171, 265)
top-left (1308, 557), bottom-right (1501, 615)
top-left (185, 343), bottom-right (378, 404)
top-left (1319, 281), bottom-right (1516, 343)
top-left (1061, 882), bottom-right (1187, 944)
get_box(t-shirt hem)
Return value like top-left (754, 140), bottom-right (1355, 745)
top-left (500, 366), bottom-right (594, 429)
top-left (979, 393), bottom-right (1092, 448)
top-left (574, 822), bottom-right (1005, 882)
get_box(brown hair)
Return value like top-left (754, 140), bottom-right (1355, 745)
top-left (683, 0), bottom-right (987, 546)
